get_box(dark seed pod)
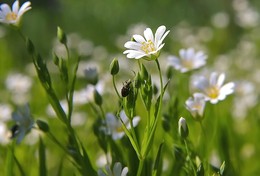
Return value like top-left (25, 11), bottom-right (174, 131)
top-left (121, 80), bottom-right (132, 97)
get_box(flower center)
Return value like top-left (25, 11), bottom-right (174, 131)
top-left (116, 125), bottom-right (124, 133)
top-left (205, 86), bottom-right (219, 99)
top-left (6, 12), bottom-right (17, 21)
top-left (182, 59), bottom-right (194, 69)
top-left (141, 40), bottom-right (155, 54)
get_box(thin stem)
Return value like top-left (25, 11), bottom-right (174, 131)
top-left (137, 158), bottom-right (144, 176)
top-left (112, 75), bottom-right (121, 99)
top-left (47, 131), bottom-right (70, 155)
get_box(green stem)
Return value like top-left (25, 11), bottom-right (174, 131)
top-left (137, 158), bottom-right (144, 176)
top-left (112, 75), bottom-right (121, 99)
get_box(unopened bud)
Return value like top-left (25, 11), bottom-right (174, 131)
top-left (110, 58), bottom-right (119, 75)
top-left (57, 26), bottom-right (67, 45)
top-left (178, 117), bottom-right (189, 139)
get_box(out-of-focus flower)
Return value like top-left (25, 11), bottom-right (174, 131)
top-left (84, 67), bottom-right (98, 85)
top-left (5, 73), bottom-right (32, 104)
top-left (0, 104), bottom-right (12, 122)
top-left (11, 104), bottom-right (34, 144)
top-left (211, 12), bottom-right (230, 28)
top-left (98, 162), bottom-right (128, 176)
top-left (168, 48), bottom-right (207, 73)
top-left (105, 110), bottom-right (140, 140)
top-left (0, 122), bottom-right (11, 145)
top-left (185, 93), bottom-right (206, 120)
top-left (123, 25), bottom-right (170, 60)
top-left (193, 72), bottom-right (235, 104)
top-left (0, 0), bottom-right (31, 26)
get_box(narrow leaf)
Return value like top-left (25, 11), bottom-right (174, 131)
top-left (152, 142), bottom-right (164, 176)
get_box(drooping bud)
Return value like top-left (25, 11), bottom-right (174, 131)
top-left (110, 58), bottom-right (119, 75)
top-left (57, 26), bottom-right (67, 45)
top-left (178, 117), bottom-right (189, 139)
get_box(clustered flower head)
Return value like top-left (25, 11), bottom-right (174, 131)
top-left (0, 0), bottom-right (31, 26)
top-left (123, 25), bottom-right (170, 60)
top-left (168, 48), bottom-right (207, 73)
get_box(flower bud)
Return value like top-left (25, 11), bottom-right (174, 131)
top-left (110, 58), bottom-right (119, 75)
top-left (94, 89), bottom-right (103, 106)
top-left (36, 120), bottom-right (49, 132)
top-left (53, 53), bottom-right (60, 66)
top-left (178, 117), bottom-right (189, 139)
top-left (57, 26), bottom-right (67, 45)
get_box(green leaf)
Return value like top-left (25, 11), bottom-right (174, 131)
top-left (39, 138), bottom-right (47, 176)
top-left (80, 143), bottom-right (97, 176)
top-left (152, 142), bottom-right (164, 176)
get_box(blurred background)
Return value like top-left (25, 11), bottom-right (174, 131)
top-left (1, 0), bottom-right (260, 175)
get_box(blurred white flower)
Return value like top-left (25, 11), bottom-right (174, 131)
top-left (5, 73), bottom-right (32, 104)
top-left (0, 104), bottom-right (12, 122)
top-left (185, 93), bottom-right (206, 120)
top-left (0, 122), bottom-right (11, 145)
top-left (0, 0), bottom-right (31, 26)
top-left (11, 104), bottom-right (34, 144)
top-left (123, 25), bottom-right (170, 60)
top-left (211, 12), bottom-right (230, 28)
top-left (105, 110), bottom-right (140, 140)
top-left (98, 162), bottom-right (128, 176)
top-left (168, 48), bottom-right (207, 73)
top-left (193, 72), bottom-right (235, 104)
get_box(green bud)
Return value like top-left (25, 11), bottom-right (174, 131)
top-left (36, 120), bottom-right (49, 132)
top-left (59, 59), bottom-right (69, 84)
top-left (162, 114), bottom-right (171, 132)
top-left (57, 26), bottom-right (67, 45)
top-left (26, 38), bottom-right (35, 55)
top-left (53, 53), bottom-right (60, 66)
top-left (94, 89), bottom-right (103, 106)
top-left (110, 58), bottom-right (119, 75)
top-left (178, 117), bottom-right (189, 139)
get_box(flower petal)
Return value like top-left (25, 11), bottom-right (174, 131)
top-left (144, 27), bottom-right (154, 42)
top-left (12, 0), bottom-right (19, 14)
top-left (133, 34), bottom-right (145, 43)
top-left (124, 41), bottom-right (142, 50)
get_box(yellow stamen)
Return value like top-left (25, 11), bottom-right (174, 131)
top-left (141, 40), bottom-right (155, 54)
top-left (6, 12), bottom-right (17, 21)
top-left (181, 59), bottom-right (194, 69)
top-left (205, 86), bottom-right (219, 99)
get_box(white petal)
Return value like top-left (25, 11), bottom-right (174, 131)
top-left (124, 41), bottom-right (142, 50)
top-left (12, 1), bottom-right (19, 14)
top-left (113, 162), bottom-right (122, 176)
top-left (17, 2), bottom-right (31, 17)
top-left (144, 28), bottom-right (154, 42)
top-left (154, 25), bottom-right (166, 45)
top-left (124, 50), bottom-right (146, 59)
top-left (217, 73), bottom-right (225, 87)
top-left (186, 48), bottom-right (195, 59)
top-left (220, 82), bottom-right (235, 95)
top-left (209, 72), bottom-right (218, 86)
top-left (0, 4), bottom-right (12, 15)
top-left (156, 29), bottom-right (169, 48)
top-left (121, 167), bottom-right (129, 176)
top-left (133, 34), bottom-right (145, 43)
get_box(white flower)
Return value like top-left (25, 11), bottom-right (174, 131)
top-left (11, 104), bottom-right (34, 144)
top-left (193, 72), bottom-right (235, 104)
top-left (0, 0), bottom-right (31, 26)
top-left (185, 93), bottom-right (206, 120)
top-left (105, 110), bottom-right (140, 140)
top-left (123, 25), bottom-right (170, 60)
top-left (98, 162), bottom-right (128, 176)
top-left (168, 48), bottom-right (207, 73)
